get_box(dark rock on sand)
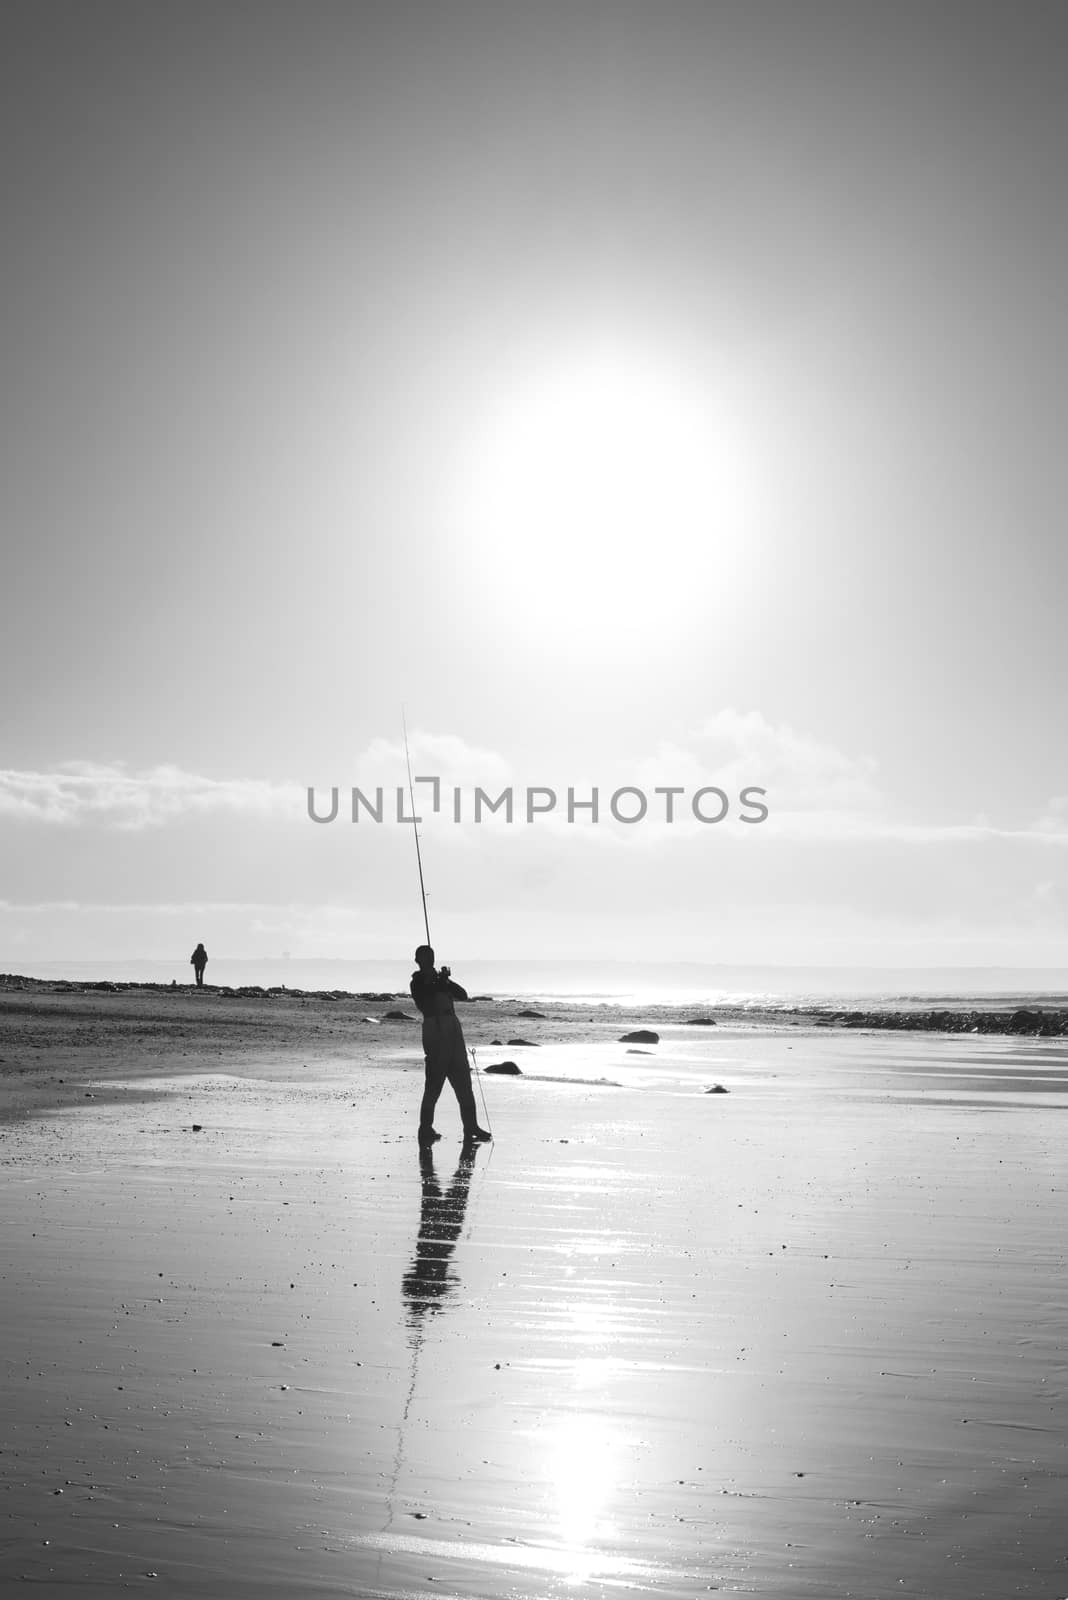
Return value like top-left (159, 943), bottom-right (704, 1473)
top-left (507, 1037), bottom-right (539, 1047)
top-left (686, 1016), bottom-right (718, 1026)
top-left (705, 1084), bottom-right (729, 1094)
top-left (517, 1009), bottom-right (546, 1019)
top-left (620, 1029), bottom-right (659, 1044)
top-left (382, 1009), bottom-right (416, 1021)
top-left (485, 1061), bottom-right (522, 1075)
top-left (627, 1048), bottom-right (653, 1055)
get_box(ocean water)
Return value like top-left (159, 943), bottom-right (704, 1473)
top-left (6, 958), bottom-right (1066, 1013)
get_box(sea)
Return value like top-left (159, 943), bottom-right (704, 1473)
top-left (5, 959), bottom-right (1066, 1014)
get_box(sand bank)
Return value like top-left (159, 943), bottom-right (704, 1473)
top-left (1, 995), bottom-right (1066, 1597)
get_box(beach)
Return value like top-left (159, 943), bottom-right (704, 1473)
top-left (1, 986), bottom-right (1066, 1598)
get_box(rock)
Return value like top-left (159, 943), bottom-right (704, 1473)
top-left (506, 1037), bottom-right (539, 1047)
top-left (382, 1010), bottom-right (415, 1021)
top-left (627, 1048), bottom-right (653, 1055)
top-left (705, 1084), bottom-right (729, 1094)
top-left (484, 1061), bottom-right (522, 1075)
top-left (685, 1016), bottom-right (717, 1026)
top-left (619, 1029), bottom-right (659, 1044)
top-left (517, 1009), bottom-right (545, 1019)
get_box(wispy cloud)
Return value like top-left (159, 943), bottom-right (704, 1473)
top-left (1035, 796), bottom-right (1068, 835)
top-left (0, 763), bottom-right (303, 829)
top-left (763, 811), bottom-right (1068, 845)
top-left (3, 731), bottom-right (1067, 850)
top-left (359, 732), bottom-right (514, 790)
top-left (692, 708), bottom-right (882, 812)
top-left (0, 899), bottom-right (305, 914)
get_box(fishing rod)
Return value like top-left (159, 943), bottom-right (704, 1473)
top-left (402, 708), bottom-right (431, 949)
top-left (470, 1045), bottom-right (492, 1138)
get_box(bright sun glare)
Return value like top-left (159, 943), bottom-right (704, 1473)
top-left (548, 1411), bottom-right (620, 1580)
top-left (453, 344), bottom-right (757, 642)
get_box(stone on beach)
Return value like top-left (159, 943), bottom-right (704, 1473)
top-left (619, 1029), bottom-right (659, 1044)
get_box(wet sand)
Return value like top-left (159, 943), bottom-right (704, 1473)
top-left (1, 991), bottom-right (1066, 1597)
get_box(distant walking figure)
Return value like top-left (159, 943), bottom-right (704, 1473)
top-left (410, 945), bottom-right (491, 1145)
top-left (190, 943), bottom-right (208, 986)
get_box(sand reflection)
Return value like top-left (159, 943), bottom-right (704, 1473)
top-left (547, 1412), bottom-right (622, 1584)
top-left (401, 1145), bottom-right (478, 1335)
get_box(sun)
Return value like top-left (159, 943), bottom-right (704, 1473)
top-left (449, 342), bottom-right (755, 646)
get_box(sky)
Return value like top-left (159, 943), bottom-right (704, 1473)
top-left (2, 0), bottom-right (1067, 970)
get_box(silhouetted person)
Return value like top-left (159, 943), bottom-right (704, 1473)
top-left (190, 943), bottom-right (208, 986)
top-left (410, 945), bottom-right (490, 1145)
top-left (401, 1144), bottom-right (477, 1331)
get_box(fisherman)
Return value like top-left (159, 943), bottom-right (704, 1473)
top-left (190, 943), bottom-right (208, 986)
top-left (410, 945), bottom-right (491, 1145)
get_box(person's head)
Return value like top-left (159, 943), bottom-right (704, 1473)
top-left (414, 944), bottom-right (434, 970)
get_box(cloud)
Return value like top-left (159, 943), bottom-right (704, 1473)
top-left (764, 811), bottom-right (1068, 845)
top-left (358, 732), bottom-right (514, 791)
top-left (693, 708), bottom-right (881, 812)
top-left (1034, 796), bottom-right (1068, 835)
top-left (616, 711), bottom-right (1068, 846)
top-left (0, 899), bottom-right (298, 914)
top-left (3, 728), bottom-right (1068, 857)
top-left (0, 763), bottom-right (304, 829)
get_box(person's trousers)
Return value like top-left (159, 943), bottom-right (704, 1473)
top-left (420, 1016), bottom-right (478, 1132)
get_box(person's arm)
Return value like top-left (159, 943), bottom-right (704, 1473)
top-left (410, 972), bottom-right (431, 1015)
top-left (440, 967), bottom-right (468, 1002)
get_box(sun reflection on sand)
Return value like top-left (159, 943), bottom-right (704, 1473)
top-left (546, 1411), bottom-right (622, 1584)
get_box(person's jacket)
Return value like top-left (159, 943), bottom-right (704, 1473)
top-left (410, 968), bottom-right (467, 1017)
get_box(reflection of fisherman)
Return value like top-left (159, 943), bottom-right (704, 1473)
top-left (410, 945), bottom-right (491, 1146)
top-left (190, 943), bottom-right (208, 986)
top-left (402, 1145), bottom-right (476, 1328)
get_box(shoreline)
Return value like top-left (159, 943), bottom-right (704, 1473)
top-left (4, 970), bottom-right (1067, 1038)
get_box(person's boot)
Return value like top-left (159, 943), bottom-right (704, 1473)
top-left (417, 1126), bottom-right (442, 1145)
top-left (462, 1126), bottom-right (492, 1142)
